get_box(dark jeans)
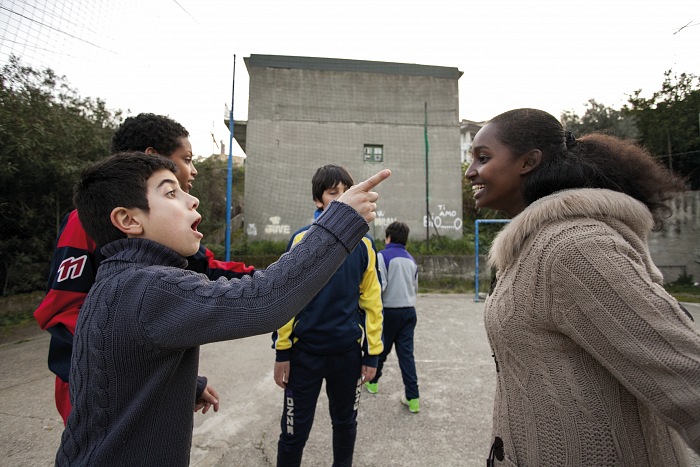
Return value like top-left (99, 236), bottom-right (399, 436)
top-left (370, 306), bottom-right (419, 400)
top-left (277, 346), bottom-right (362, 467)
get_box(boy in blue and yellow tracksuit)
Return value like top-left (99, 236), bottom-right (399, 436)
top-left (272, 165), bottom-right (383, 467)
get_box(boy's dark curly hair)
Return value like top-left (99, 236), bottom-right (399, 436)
top-left (111, 113), bottom-right (189, 156)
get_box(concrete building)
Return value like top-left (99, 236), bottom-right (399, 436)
top-left (240, 54), bottom-right (463, 242)
top-left (649, 190), bottom-right (700, 283)
top-left (460, 119), bottom-right (485, 165)
top-left (207, 137), bottom-right (245, 167)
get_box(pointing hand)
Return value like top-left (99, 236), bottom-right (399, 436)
top-left (337, 169), bottom-right (391, 223)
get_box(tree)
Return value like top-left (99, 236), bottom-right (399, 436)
top-left (189, 156), bottom-right (246, 252)
top-left (626, 70), bottom-right (700, 189)
top-left (560, 99), bottom-right (638, 140)
top-left (0, 56), bottom-right (122, 294)
top-left (461, 162), bottom-right (504, 252)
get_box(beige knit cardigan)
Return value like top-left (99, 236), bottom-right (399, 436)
top-left (485, 188), bottom-right (700, 466)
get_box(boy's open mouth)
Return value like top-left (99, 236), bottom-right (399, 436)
top-left (191, 217), bottom-right (201, 232)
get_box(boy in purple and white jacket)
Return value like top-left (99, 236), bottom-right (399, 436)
top-left (364, 221), bottom-right (420, 413)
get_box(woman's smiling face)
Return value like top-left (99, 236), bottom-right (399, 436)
top-left (465, 123), bottom-right (530, 217)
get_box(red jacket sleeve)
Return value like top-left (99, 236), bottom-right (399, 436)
top-left (34, 210), bottom-right (98, 333)
top-left (185, 245), bottom-right (255, 280)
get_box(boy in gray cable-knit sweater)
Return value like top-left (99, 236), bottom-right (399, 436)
top-left (55, 152), bottom-right (390, 466)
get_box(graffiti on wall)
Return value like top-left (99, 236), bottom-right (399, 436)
top-left (374, 204), bottom-right (463, 232)
top-left (264, 216), bottom-right (291, 235)
top-left (373, 210), bottom-right (397, 228)
top-left (423, 204), bottom-right (462, 230)
top-left (246, 216), bottom-right (291, 237)
top-left (247, 223), bottom-right (258, 236)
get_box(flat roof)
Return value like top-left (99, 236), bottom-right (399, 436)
top-left (245, 54), bottom-right (463, 80)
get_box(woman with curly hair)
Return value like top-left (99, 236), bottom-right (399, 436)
top-left (466, 108), bottom-right (700, 466)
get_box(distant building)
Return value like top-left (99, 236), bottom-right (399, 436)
top-left (460, 119), bottom-right (485, 165)
top-left (209, 139), bottom-right (245, 167)
top-left (648, 191), bottom-right (700, 284)
top-left (240, 54), bottom-right (463, 241)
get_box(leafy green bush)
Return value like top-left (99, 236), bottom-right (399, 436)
top-left (418, 277), bottom-right (472, 294)
top-left (672, 272), bottom-right (695, 287)
top-left (231, 239), bottom-right (287, 256)
top-left (226, 231), bottom-right (496, 258)
top-left (1, 56), bottom-right (121, 295)
top-left (0, 309), bottom-right (35, 328)
top-left (375, 236), bottom-right (476, 255)
top-left (204, 243), bottom-right (226, 260)
top-left (664, 274), bottom-right (700, 303)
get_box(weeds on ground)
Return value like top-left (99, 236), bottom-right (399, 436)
top-left (418, 277), bottom-right (473, 294)
top-left (2, 273), bottom-right (698, 333)
top-left (665, 272), bottom-right (700, 303)
top-left (375, 236), bottom-right (476, 255)
top-left (0, 291), bottom-right (43, 329)
top-left (0, 310), bottom-right (35, 328)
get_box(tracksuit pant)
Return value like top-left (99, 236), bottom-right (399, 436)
top-left (277, 346), bottom-right (362, 467)
top-left (370, 306), bottom-right (419, 400)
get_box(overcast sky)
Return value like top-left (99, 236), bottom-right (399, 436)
top-left (2, 0), bottom-right (698, 158)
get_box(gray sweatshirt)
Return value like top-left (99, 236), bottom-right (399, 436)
top-left (378, 243), bottom-right (417, 308)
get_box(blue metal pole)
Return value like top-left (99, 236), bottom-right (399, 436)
top-left (225, 55), bottom-right (236, 261)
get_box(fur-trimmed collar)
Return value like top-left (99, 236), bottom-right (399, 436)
top-left (488, 189), bottom-right (653, 271)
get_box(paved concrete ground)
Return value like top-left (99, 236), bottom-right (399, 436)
top-left (1, 295), bottom-right (698, 466)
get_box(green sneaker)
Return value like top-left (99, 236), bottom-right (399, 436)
top-left (364, 382), bottom-right (378, 394)
top-left (401, 395), bottom-right (420, 413)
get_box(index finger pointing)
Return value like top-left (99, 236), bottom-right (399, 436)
top-left (354, 169), bottom-right (391, 192)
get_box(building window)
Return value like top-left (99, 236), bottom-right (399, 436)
top-left (363, 144), bottom-right (383, 163)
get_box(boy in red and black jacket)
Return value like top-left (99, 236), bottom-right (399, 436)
top-left (34, 113), bottom-right (254, 424)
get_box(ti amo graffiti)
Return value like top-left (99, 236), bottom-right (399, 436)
top-left (423, 204), bottom-right (463, 230)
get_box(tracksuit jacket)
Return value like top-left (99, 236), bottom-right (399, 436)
top-left (272, 222), bottom-right (383, 366)
top-left (377, 243), bottom-right (418, 308)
